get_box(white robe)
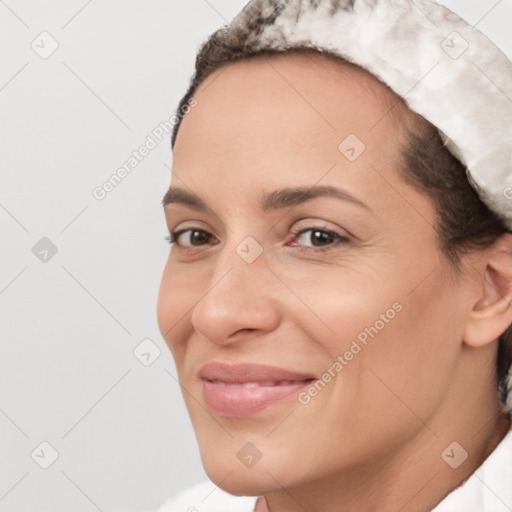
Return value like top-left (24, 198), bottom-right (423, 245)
top-left (155, 427), bottom-right (512, 512)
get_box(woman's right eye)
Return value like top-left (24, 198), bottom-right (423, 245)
top-left (165, 228), bottom-right (218, 248)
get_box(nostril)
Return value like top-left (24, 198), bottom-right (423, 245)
top-left (230, 328), bottom-right (257, 339)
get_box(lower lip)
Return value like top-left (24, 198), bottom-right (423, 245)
top-left (202, 379), bottom-right (312, 417)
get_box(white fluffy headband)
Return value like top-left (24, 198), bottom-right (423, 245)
top-left (227, 0), bottom-right (512, 231)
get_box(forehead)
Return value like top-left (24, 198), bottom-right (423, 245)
top-left (174, 52), bottom-right (436, 221)
top-left (169, 50), bottom-right (438, 244)
top-left (174, 50), bottom-right (410, 162)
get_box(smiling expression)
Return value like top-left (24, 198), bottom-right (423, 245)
top-left (157, 51), bottom-right (472, 496)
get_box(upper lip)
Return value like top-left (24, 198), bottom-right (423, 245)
top-left (198, 362), bottom-right (316, 384)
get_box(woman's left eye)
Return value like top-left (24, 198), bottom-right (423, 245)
top-left (288, 227), bottom-right (350, 253)
top-left (164, 226), bottom-right (350, 253)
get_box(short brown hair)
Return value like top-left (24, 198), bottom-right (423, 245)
top-left (398, 121), bottom-right (512, 405)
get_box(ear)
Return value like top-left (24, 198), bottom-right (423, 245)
top-left (464, 234), bottom-right (512, 348)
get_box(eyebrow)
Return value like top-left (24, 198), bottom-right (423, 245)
top-left (161, 185), bottom-right (372, 214)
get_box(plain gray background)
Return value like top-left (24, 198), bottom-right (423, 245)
top-left (1, 1), bottom-right (511, 511)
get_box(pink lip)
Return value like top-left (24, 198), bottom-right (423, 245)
top-left (198, 362), bottom-right (315, 417)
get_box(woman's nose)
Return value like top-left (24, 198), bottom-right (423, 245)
top-left (189, 243), bottom-right (281, 347)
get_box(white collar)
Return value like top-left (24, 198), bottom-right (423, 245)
top-left (432, 425), bottom-right (512, 511)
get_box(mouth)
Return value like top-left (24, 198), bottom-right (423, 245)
top-left (207, 379), bottom-right (311, 387)
top-left (198, 362), bottom-right (316, 417)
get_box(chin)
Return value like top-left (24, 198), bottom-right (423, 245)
top-left (200, 447), bottom-right (289, 496)
top-left (206, 466), bottom-right (279, 496)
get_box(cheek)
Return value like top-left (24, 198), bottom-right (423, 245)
top-left (324, 267), bottom-right (462, 432)
top-left (290, 259), bottom-right (459, 424)
top-left (285, 261), bottom-right (403, 356)
top-left (156, 261), bottom-right (196, 360)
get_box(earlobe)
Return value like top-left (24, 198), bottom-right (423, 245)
top-left (464, 235), bottom-right (512, 348)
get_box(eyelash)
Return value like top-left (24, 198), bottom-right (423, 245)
top-left (164, 226), bottom-right (350, 253)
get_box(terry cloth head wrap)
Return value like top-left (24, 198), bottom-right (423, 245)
top-left (171, 0), bottom-right (512, 415)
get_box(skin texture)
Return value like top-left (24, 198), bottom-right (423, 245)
top-left (157, 51), bottom-right (512, 512)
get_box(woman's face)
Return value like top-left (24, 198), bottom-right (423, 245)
top-left (157, 52), bottom-right (470, 494)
